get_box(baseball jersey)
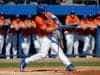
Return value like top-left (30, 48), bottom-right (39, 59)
top-left (65, 15), bottom-right (80, 26)
top-left (94, 16), bottom-right (100, 26)
top-left (9, 19), bottom-right (19, 34)
top-left (0, 16), bottom-right (6, 35)
top-left (34, 14), bottom-right (56, 36)
top-left (21, 28), bottom-right (32, 37)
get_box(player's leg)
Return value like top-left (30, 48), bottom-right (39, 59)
top-left (83, 35), bottom-right (90, 55)
top-left (20, 36), bottom-right (51, 71)
top-left (49, 33), bottom-right (59, 58)
top-left (5, 34), bottom-right (12, 59)
top-left (33, 35), bottom-right (41, 52)
top-left (21, 36), bottom-right (31, 57)
top-left (64, 32), bottom-right (74, 56)
top-left (25, 36), bottom-right (50, 63)
top-left (73, 40), bottom-right (79, 57)
top-left (88, 35), bottom-right (95, 55)
top-left (51, 40), bottom-right (74, 71)
top-left (0, 34), bottom-right (4, 55)
top-left (12, 34), bottom-right (17, 59)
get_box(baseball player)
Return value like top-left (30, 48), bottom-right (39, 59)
top-left (64, 12), bottom-right (80, 56)
top-left (79, 15), bottom-right (96, 56)
top-left (19, 18), bottom-right (31, 57)
top-left (5, 17), bottom-right (19, 59)
top-left (85, 16), bottom-right (96, 55)
top-left (33, 12), bottom-right (64, 57)
top-left (95, 14), bottom-right (100, 26)
top-left (0, 15), bottom-right (5, 56)
top-left (20, 6), bottom-right (74, 72)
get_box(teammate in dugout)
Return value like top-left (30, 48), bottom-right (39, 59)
top-left (20, 6), bottom-right (75, 72)
top-left (3, 17), bottom-right (11, 59)
top-left (18, 18), bottom-right (31, 57)
top-left (0, 15), bottom-right (5, 56)
top-left (64, 12), bottom-right (80, 56)
top-left (5, 17), bottom-right (19, 59)
top-left (95, 14), bottom-right (100, 26)
top-left (77, 15), bottom-right (96, 56)
top-left (85, 15), bottom-right (96, 55)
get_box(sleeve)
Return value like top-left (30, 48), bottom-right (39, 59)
top-left (46, 12), bottom-right (62, 26)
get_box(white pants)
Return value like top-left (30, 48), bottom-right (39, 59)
top-left (0, 34), bottom-right (4, 54)
top-left (21, 37), bottom-right (31, 57)
top-left (64, 33), bottom-right (79, 56)
top-left (75, 34), bottom-right (95, 55)
top-left (34, 32), bottom-right (59, 56)
top-left (5, 33), bottom-right (17, 58)
top-left (83, 35), bottom-right (95, 55)
top-left (82, 35), bottom-right (90, 53)
top-left (25, 35), bottom-right (71, 66)
top-left (89, 35), bottom-right (95, 54)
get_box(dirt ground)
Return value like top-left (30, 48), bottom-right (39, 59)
top-left (0, 67), bottom-right (100, 75)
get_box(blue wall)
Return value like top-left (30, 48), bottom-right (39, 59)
top-left (0, 5), bottom-right (100, 16)
top-left (0, 5), bottom-right (37, 15)
top-left (46, 5), bottom-right (99, 16)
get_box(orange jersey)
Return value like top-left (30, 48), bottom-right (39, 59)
top-left (0, 16), bottom-right (4, 26)
top-left (80, 19), bottom-right (89, 29)
top-left (75, 19), bottom-right (88, 35)
top-left (19, 20), bottom-right (26, 29)
top-left (0, 16), bottom-right (5, 35)
top-left (94, 16), bottom-right (100, 26)
top-left (80, 18), bottom-right (96, 35)
top-left (11, 18), bottom-right (20, 29)
top-left (35, 15), bottom-right (56, 36)
top-left (87, 19), bottom-right (97, 29)
top-left (21, 28), bottom-right (32, 37)
top-left (10, 19), bottom-right (20, 33)
top-left (87, 18), bottom-right (97, 35)
top-left (65, 15), bottom-right (80, 25)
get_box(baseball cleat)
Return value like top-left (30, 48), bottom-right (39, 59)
top-left (66, 64), bottom-right (75, 71)
top-left (20, 58), bottom-right (27, 72)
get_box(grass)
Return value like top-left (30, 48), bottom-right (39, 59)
top-left (0, 58), bottom-right (100, 68)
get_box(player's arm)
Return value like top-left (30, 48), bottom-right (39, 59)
top-left (46, 19), bottom-right (57, 33)
top-left (46, 12), bottom-right (61, 26)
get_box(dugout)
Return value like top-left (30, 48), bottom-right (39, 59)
top-left (0, 5), bottom-right (100, 57)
